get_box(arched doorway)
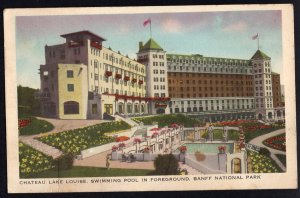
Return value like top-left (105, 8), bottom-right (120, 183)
top-left (231, 158), bottom-right (242, 173)
top-left (268, 112), bottom-right (273, 119)
top-left (156, 108), bottom-right (165, 114)
top-left (64, 101), bottom-right (79, 114)
top-left (258, 114), bottom-right (263, 120)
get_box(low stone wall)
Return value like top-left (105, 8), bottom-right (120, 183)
top-left (111, 152), bottom-right (183, 162)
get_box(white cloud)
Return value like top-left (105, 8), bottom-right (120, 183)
top-left (161, 18), bottom-right (183, 33)
top-left (222, 21), bottom-right (248, 32)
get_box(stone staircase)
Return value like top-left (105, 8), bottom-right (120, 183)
top-left (114, 115), bottom-right (139, 127)
top-left (19, 136), bottom-right (63, 159)
top-left (179, 162), bottom-right (203, 175)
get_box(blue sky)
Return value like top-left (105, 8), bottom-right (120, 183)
top-left (16, 10), bottom-right (282, 88)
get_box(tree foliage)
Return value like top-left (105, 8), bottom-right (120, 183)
top-left (153, 154), bottom-right (179, 175)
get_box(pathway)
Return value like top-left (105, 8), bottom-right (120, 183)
top-left (249, 128), bottom-right (286, 171)
top-left (19, 117), bottom-right (107, 158)
top-left (74, 150), bottom-right (155, 170)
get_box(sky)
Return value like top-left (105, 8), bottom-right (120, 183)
top-left (16, 10), bottom-right (283, 89)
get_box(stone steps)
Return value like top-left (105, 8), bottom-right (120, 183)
top-left (179, 162), bottom-right (203, 175)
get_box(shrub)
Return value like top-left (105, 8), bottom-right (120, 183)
top-left (259, 147), bottom-right (271, 157)
top-left (153, 154), bottom-right (179, 175)
top-left (55, 153), bottom-right (74, 170)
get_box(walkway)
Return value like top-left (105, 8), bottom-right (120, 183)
top-left (19, 117), bottom-right (107, 158)
top-left (74, 150), bottom-right (155, 170)
top-left (249, 128), bottom-right (286, 171)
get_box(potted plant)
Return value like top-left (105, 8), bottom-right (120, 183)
top-left (218, 146), bottom-right (226, 154)
top-left (178, 145), bottom-right (187, 162)
top-left (111, 145), bottom-right (119, 160)
top-left (118, 143), bottom-right (126, 151)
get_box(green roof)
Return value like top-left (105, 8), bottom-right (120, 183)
top-left (251, 50), bottom-right (270, 60)
top-left (139, 38), bottom-right (163, 51)
top-left (167, 53), bottom-right (249, 63)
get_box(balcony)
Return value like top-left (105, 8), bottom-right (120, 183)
top-left (131, 78), bottom-right (137, 83)
top-left (35, 91), bottom-right (50, 100)
top-left (138, 80), bottom-right (144, 85)
top-left (115, 73), bottom-right (122, 79)
top-left (105, 71), bottom-right (112, 77)
top-left (124, 76), bottom-right (130, 81)
top-left (90, 41), bottom-right (102, 50)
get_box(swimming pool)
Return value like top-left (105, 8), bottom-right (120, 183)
top-left (178, 143), bottom-right (234, 154)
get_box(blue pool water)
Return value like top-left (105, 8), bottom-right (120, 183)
top-left (178, 143), bottom-right (234, 154)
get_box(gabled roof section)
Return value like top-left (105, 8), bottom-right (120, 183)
top-left (251, 50), bottom-right (270, 60)
top-left (139, 38), bottom-right (163, 52)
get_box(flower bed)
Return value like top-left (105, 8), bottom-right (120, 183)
top-left (19, 117), bottom-right (54, 135)
top-left (133, 114), bottom-right (204, 128)
top-left (263, 133), bottom-right (286, 151)
top-left (248, 151), bottom-right (282, 173)
top-left (37, 121), bottom-right (130, 155)
top-left (19, 142), bottom-right (55, 177)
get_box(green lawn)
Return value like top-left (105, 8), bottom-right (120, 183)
top-left (21, 166), bottom-right (152, 178)
top-left (19, 117), bottom-right (54, 135)
top-left (133, 114), bottom-right (204, 128)
top-left (244, 127), bottom-right (284, 143)
top-left (275, 154), bottom-right (286, 167)
top-left (37, 121), bottom-right (130, 155)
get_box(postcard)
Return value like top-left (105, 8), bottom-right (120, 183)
top-left (4, 4), bottom-right (297, 193)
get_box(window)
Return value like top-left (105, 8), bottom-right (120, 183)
top-left (67, 70), bottom-right (73, 78)
top-left (67, 84), bottom-right (74, 92)
top-left (64, 101), bottom-right (79, 114)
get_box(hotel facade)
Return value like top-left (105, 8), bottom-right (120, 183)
top-left (37, 31), bottom-right (284, 121)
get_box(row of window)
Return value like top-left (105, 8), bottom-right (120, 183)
top-left (169, 105), bottom-right (254, 112)
top-left (168, 65), bottom-right (251, 74)
top-left (169, 72), bottom-right (252, 79)
top-left (92, 86), bottom-right (145, 97)
top-left (153, 77), bottom-right (165, 82)
top-left (171, 99), bottom-right (254, 105)
top-left (169, 93), bottom-right (253, 98)
top-left (168, 57), bottom-right (249, 66)
top-left (152, 62), bottom-right (165, 66)
top-left (169, 79), bottom-right (252, 85)
top-left (92, 61), bottom-right (145, 75)
top-left (153, 70), bottom-right (166, 74)
top-left (153, 54), bottom-right (164, 59)
top-left (153, 85), bottom-right (166, 90)
top-left (169, 86), bottom-right (253, 92)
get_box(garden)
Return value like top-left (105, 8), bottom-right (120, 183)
top-left (263, 133), bottom-right (286, 151)
top-left (201, 129), bottom-right (240, 141)
top-left (133, 114), bottom-right (204, 128)
top-left (247, 151), bottom-right (282, 173)
top-left (19, 117), bottom-right (54, 135)
top-left (37, 121), bottom-right (131, 155)
top-left (19, 142), bottom-right (56, 178)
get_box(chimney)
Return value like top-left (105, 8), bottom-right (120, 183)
top-left (139, 42), bottom-right (143, 50)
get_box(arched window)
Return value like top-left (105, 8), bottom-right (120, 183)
top-left (64, 101), bottom-right (79, 114)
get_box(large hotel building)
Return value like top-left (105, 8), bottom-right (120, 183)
top-left (37, 31), bottom-right (285, 121)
